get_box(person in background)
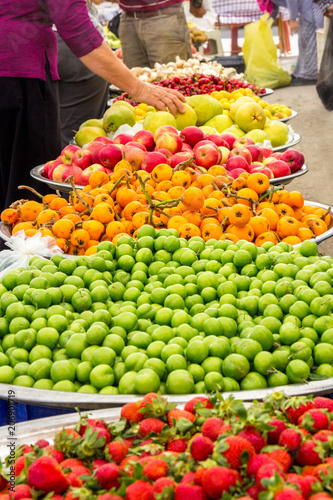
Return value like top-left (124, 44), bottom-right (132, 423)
top-left (57, 0), bottom-right (109, 148)
top-left (0, 0), bottom-right (185, 214)
top-left (116, 0), bottom-right (205, 69)
top-left (314, 0), bottom-right (333, 16)
top-left (287, 0), bottom-right (324, 85)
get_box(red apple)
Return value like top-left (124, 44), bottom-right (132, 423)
top-left (60, 145), bottom-right (80, 165)
top-left (52, 165), bottom-right (68, 182)
top-left (62, 166), bottom-right (82, 184)
top-left (233, 137), bottom-right (255, 148)
top-left (228, 147), bottom-right (252, 165)
top-left (266, 160), bottom-right (291, 178)
top-left (155, 132), bottom-right (183, 154)
top-left (204, 134), bottom-right (229, 148)
top-left (180, 126), bottom-right (204, 147)
top-left (218, 146), bottom-right (231, 165)
top-left (122, 146), bottom-right (145, 171)
top-left (44, 158), bottom-right (62, 179)
top-left (155, 148), bottom-right (173, 164)
top-left (93, 136), bottom-right (113, 145)
top-left (142, 151), bottom-right (168, 173)
top-left (48, 160), bottom-right (65, 180)
top-left (170, 151), bottom-right (193, 169)
top-left (181, 143), bottom-right (194, 152)
top-left (193, 140), bottom-right (216, 151)
top-left (99, 144), bottom-right (122, 169)
top-left (113, 134), bottom-right (134, 145)
top-left (261, 147), bottom-right (274, 158)
top-left (89, 143), bottom-right (106, 164)
top-left (250, 165), bottom-right (274, 178)
top-left (72, 149), bottom-right (93, 170)
top-left (85, 141), bottom-right (105, 152)
top-left (154, 125), bottom-right (178, 142)
top-left (194, 144), bottom-right (220, 169)
top-left (248, 162), bottom-right (264, 172)
top-left (280, 149), bottom-right (305, 173)
top-left (245, 145), bottom-right (263, 163)
top-left (228, 168), bottom-right (248, 179)
top-left (220, 133), bottom-right (237, 149)
top-left (124, 141), bottom-right (146, 152)
top-left (271, 152), bottom-right (283, 160)
top-left (133, 130), bottom-right (155, 151)
top-left (80, 164), bottom-right (106, 186)
top-left (226, 156), bottom-right (251, 173)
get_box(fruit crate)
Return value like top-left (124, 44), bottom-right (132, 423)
top-left (212, 55), bottom-right (246, 74)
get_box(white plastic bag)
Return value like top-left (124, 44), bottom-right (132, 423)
top-left (0, 230), bottom-right (63, 278)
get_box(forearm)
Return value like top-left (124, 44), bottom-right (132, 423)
top-left (79, 41), bottom-right (141, 95)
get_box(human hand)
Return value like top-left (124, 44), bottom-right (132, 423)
top-left (289, 19), bottom-right (299, 34)
top-left (189, 4), bottom-right (207, 17)
top-left (324, 5), bottom-right (333, 17)
top-left (131, 82), bottom-right (186, 117)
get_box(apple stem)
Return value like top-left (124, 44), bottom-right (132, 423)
top-left (68, 176), bottom-right (92, 214)
top-left (18, 185), bottom-right (43, 199)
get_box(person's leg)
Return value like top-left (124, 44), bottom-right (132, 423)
top-left (57, 35), bottom-right (109, 148)
top-left (140, 8), bottom-right (192, 67)
top-left (0, 67), bottom-right (61, 213)
top-left (293, 16), bottom-right (319, 81)
top-left (118, 15), bottom-right (150, 68)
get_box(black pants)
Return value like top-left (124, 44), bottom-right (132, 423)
top-left (0, 63), bottom-right (61, 213)
top-left (57, 34), bottom-right (109, 148)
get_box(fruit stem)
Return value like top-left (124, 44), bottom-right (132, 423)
top-left (173, 156), bottom-right (195, 171)
top-left (18, 185), bottom-right (43, 199)
top-left (109, 175), bottom-right (125, 194)
top-left (68, 176), bottom-right (92, 214)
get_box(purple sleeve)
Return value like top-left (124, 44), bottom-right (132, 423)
top-left (285, 0), bottom-right (299, 19)
top-left (46, 0), bottom-right (104, 57)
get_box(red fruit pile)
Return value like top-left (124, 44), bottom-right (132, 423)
top-left (2, 393), bottom-right (333, 500)
top-left (114, 75), bottom-right (266, 104)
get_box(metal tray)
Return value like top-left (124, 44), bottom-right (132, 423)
top-left (278, 109), bottom-right (298, 123)
top-left (30, 165), bottom-right (84, 195)
top-left (270, 163), bottom-right (308, 186)
top-left (260, 88), bottom-right (273, 97)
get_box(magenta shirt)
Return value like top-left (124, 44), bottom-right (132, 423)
top-left (119, 0), bottom-right (183, 12)
top-left (0, 0), bottom-right (104, 81)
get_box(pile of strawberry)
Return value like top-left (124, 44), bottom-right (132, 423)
top-left (2, 393), bottom-right (333, 500)
top-left (113, 75), bottom-right (266, 105)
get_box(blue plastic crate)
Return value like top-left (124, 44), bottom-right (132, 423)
top-left (0, 399), bottom-right (76, 426)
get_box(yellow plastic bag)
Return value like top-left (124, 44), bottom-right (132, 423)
top-left (243, 14), bottom-right (291, 89)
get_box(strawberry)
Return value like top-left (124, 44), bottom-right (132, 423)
top-left (126, 480), bottom-right (153, 500)
top-left (95, 463), bottom-right (121, 490)
top-left (256, 463), bottom-right (285, 489)
top-left (14, 455), bottom-right (26, 476)
top-left (181, 472), bottom-right (198, 484)
top-left (66, 472), bottom-right (82, 488)
top-left (219, 435), bottom-right (256, 470)
top-left (296, 440), bottom-right (324, 466)
top-left (139, 418), bottom-right (166, 437)
top-left (247, 485), bottom-right (260, 500)
top-left (308, 494), bottom-right (333, 500)
top-left (313, 461), bottom-right (333, 480)
top-left (138, 393), bottom-right (174, 419)
top-left (92, 458), bottom-right (108, 470)
top-left (201, 417), bottom-right (226, 441)
top-left (143, 458), bottom-right (168, 480)
top-left (299, 475), bottom-right (320, 499)
top-left (167, 409), bottom-right (196, 427)
top-left (27, 455), bottom-right (70, 494)
top-left (97, 494), bottom-right (123, 500)
top-left (238, 426), bottom-right (266, 453)
top-left (284, 398), bottom-right (315, 424)
top-left (69, 465), bottom-right (90, 477)
top-left (268, 448), bottom-right (292, 473)
top-left (105, 440), bottom-right (129, 464)
top-left (313, 430), bottom-right (332, 442)
top-left (0, 495), bottom-right (10, 500)
top-left (274, 487), bottom-right (305, 500)
top-left (313, 397), bottom-right (333, 413)
top-left (8, 484), bottom-right (32, 500)
top-left (121, 402), bottom-right (144, 424)
top-left (184, 397), bottom-right (213, 415)
top-left (202, 466), bottom-right (238, 499)
top-left (0, 476), bottom-right (7, 491)
top-left (44, 446), bottom-right (65, 463)
top-left (151, 477), bottom-right (176, 499)
top-left (190, 435), bottom-right (214, 461)
top-left (278, 428), bottom-right (302, 451)
top-left (35, 439), bottom-right (49, 449)
top-left (88, 425), bottom-right (111, 444)
top-left (175, 483), bottom-right (207, 500)
top-left (246, 454), bottom-right (274, 477)
top-left (167, 438), bottom-right (188, 452)
top-left (299, 410), bottom-right (330, 432)
top-left (267, 418), bottom-right (287, 444)
top-left (60, 458), bottom-right (85, 470)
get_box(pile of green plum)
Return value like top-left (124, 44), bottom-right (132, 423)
top-left (0, 226), bottom-right (333, 395)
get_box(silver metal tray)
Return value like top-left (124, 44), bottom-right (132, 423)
top-left (259, 88), bottom-right (273, 97)
top-left (273, 132), bottom-right (301, 152)
top-left (270, 163), bottom-right (308, 186)
top-left (30, 165), bottom-right (84, 195)
top-left (278, 109), bottom-right (298, 123)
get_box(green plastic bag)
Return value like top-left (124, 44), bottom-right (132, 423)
top-left (243, 14), bottom-right (291, 89)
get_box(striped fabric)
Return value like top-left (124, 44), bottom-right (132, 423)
top-left (293, 16), bottom-right (322, 79)
top-left (314, 0), bottom-right (333, 15)
top-left (212, 0), bottom-right (262, 23)
top-left (119, 0), bottom-right (183, 12)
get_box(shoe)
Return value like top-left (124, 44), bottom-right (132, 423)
top-left (290, 76), bottom-right (317, 86)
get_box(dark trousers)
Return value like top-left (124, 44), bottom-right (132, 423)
top-left (0, 63), bottom-right (61, 213)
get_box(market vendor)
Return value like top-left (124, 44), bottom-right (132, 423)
top-left (0, 0), bottom-right (185, 213)
top-left (117, 0), bottom-right (206, 69)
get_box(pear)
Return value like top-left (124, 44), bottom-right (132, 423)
top-left (143, 111), bottom-right (177, 135)
top-left (79, 119), bottom-right (104, 131)
top-left (229, 96), bottom-right (255, 122)
top-left (186, 95), bottom-right (215, 126)
top-left (235, 102), bottom-right (266, 133)
top-left (199, 126), bottom-right (217, 135)
top-left (103, 105), bottom-right (136, 133)
top-left (75, 126), bottom-right (106, 147)
top-left (111, 100), bottom-right (135, 112)
top-left (204, 114), bottom-right (233, 133)
top-left (245, 129), bottom-right (269, 143)
top-left (263, 121), bottom-right (289, 147)
top-left (175, 104), bottom-right (197, 130)
top-left (207, 97), bottom-right (223, 117)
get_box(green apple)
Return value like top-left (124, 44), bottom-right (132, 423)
top-left (207, 97), bottom-right (223, 117)
top-left (204, 114), bottom-right (233, 133)
top-left (143, 111), bottom-right (177, 135)
top-left (175, 104), bottom-right (197, 130)
top-left (186, 95), bottom-right (215, 126)
top-left (229, 96), bottom-right (255, 122)
top-left (235, 102), bottom-right (266, 133)
top-left (245, 129), bottom-right (269, 144)
top-left (263, 121), bottom-right (289, 147)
